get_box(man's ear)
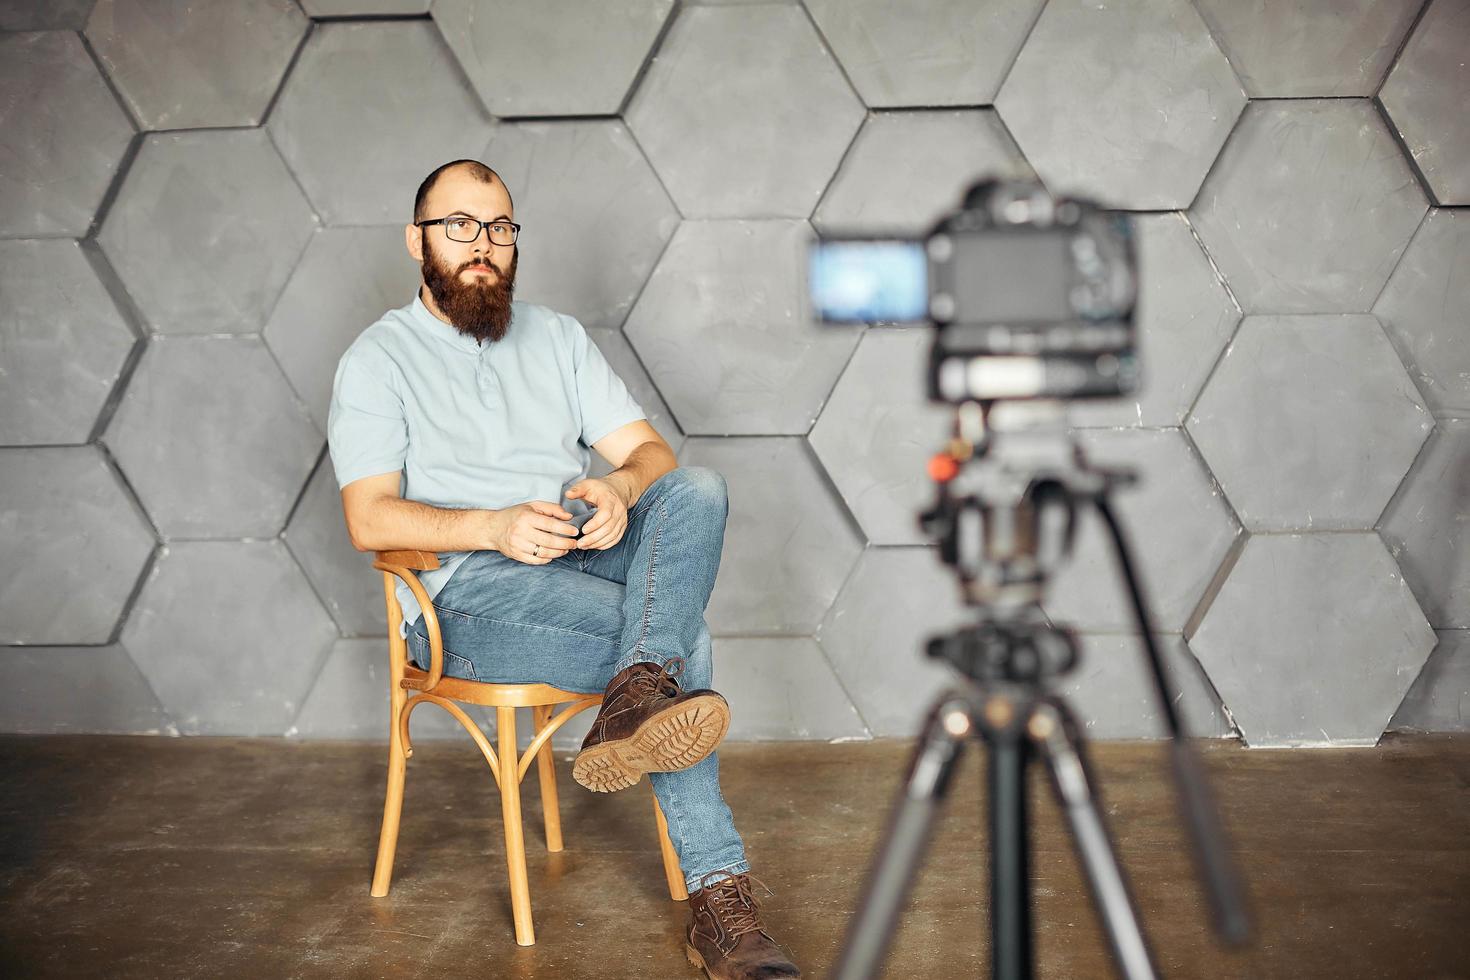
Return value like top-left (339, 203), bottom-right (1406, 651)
top-left (405, 223), bottom-right (423, 262)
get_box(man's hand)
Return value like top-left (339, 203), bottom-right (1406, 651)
top-left (489, 501), bottom-right (580, 565)
top-left (564, 477), bottom-right (630, 551)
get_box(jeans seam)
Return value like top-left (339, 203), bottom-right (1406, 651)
top-left (660, 778), bottom-right (689, 884)
top-left (633, 495), bottom-right (666, 659)
top-left (431, 607), bottom-right (619, 647)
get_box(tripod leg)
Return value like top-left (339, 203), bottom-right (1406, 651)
top-left (1030, 699), bottom-right (1158, 980)
top-left (834, 694), bottom-right (974, 980)
top-left (988, 709), bottom-right (1031, 980)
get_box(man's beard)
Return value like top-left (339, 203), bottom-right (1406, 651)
top-left (421, 239), bottom-right (518, 344)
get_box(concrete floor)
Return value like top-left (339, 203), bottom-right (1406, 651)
top-left (0, 734), bottom-right (1466, 979)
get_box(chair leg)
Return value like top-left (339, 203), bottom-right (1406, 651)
top-left (532, 704), bottom-right (564, 853)
top-left (370, 708), bottom-right (408, 898)
top-left (499, 706), bottom-right (535, 946)
top-left (653, 793), bottom-right (689, 902)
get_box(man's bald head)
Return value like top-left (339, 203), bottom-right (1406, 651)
top-left (413, 160), bottom-right (512, 222)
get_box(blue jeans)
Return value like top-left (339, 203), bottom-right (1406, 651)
top-left (406, 466), bottom-right (747, 890)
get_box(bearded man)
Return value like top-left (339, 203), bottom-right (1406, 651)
top-left (327, 159), bottom-right (800, 980)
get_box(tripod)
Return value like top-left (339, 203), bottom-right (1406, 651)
top-left (834, 402), bottom-right (1249, 980)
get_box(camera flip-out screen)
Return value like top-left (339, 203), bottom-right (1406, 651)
top-left (809, 232), bottom-right (1078, 325)
top-left (944, 231), bottom-right (1075, 323)
top-left (809, 240), bottom-right (929, 323)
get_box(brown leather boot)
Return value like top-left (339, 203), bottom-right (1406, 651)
top-left (686, 872), bottom-right (801, 979)
top-left (572, 657), bottom-right (730, 793)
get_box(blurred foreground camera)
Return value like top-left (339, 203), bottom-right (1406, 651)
top-left (810, 180), bottom-right (1139, 402)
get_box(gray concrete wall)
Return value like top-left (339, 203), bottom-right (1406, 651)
top-left (2, 0), bottom-right (1466, 747)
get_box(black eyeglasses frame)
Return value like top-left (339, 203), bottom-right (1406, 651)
top-left (416, 215), bottom-right (521, 246)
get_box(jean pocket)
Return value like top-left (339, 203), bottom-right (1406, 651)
top-left (442, 650), bottom-right (478, 680)
top-left (407, 632), bottom-right (477, 681)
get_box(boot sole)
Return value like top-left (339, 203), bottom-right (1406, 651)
top-left (686, 941), bottom-right (801, 978)
top-left (572, 694), bottom-right (730, 793)
top-left (686, 942), bottom-right (710, 976)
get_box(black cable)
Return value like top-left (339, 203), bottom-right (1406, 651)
top-left (1093, 494), bottom-right (1182, 736)
top-left (1094, 491), bottom-right (1252, 946)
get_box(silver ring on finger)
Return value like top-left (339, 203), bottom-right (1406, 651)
top-left (532, 544), bottom-right (540, 557)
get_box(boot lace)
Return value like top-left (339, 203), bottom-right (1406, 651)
top-left (696, 871), bottom-right (772, 941)
top-left (627, 656), bottom-right (686, 704)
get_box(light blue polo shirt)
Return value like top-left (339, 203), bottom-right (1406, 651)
top-left (327, 293), bottom-right (645, 631)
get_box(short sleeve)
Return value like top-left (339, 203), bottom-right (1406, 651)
top-left (327, 341), bottom-right (408, 488)
top-left (567, 316), bottom-right (645, 446)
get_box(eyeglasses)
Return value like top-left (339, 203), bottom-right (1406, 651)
top-left (416, 215), bottom-right (521, 246)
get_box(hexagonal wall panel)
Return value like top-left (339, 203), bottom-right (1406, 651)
top-left (1374, 209), bottom-right (1470, 417)
top-left (1390, 630), bottom-right (1469, 732)
top-left (1187, 315), bottom-right (1433, 533)
top-left (97, 130), bottom-right (318, 335)
top-left (1191, 532), bottom-right (1436, 746)
top-left (808, 329), bottom-right (951, 546)
top-left (585, 326), bottom-right (684, 478)
top-left (299, 0), bottom-right (427, 13)
top-left (104, 337), bottom-right (322, 539)
top-left (263, 226), bottom-right (422, 433)
top-left (680, 437), bottom-right (863, 635)
top-left (1192, 0), bottom-right (1421, 97)
top-left (1380, 0), bottom-right (1470, 205)
top-left (434, 0), bottom-right (673, 117)
top-left (0, 31), bottom-right (134, 238)
top-left (0, 1), bottom-right (97, 31)
top-left (1055, 634), bottom-right (1232, 739)
top-left (482, 120), bottom-right (680, 332)
top-left (0, 446), bottom-right (155, 645)
top-left (994, 0), bottom-right (1245, 209)
top-left (819, 547), bottom-right (974, 737)
top-left (283, 457), bottom-right (385, 638)
top-left (812, 109), bottom-right (1035, 237)
top-left (1381, 419), bottom-right (1470, 629)
top-left (121, 540), bottom-right (339, 735)
top-left (625, 4), bottom-right (864, 218)
top-left (1043, 428), bottom-right (1239, 633)
top-left (0, 240), bottom-right (137, 445)
top-left (85, 0), bottom-right (307, 130)
top-left (712, 637), bottom-right (868, 741)
top-left (0, 646), bottom-right (172, 735)
top-left (1190, 100), bottom-right (1428, 313)
top-left (624, 220), bottom-right (859, 435)
top-left (289, 638), bottom-right (476, 740)
top-left (267, 21), bottom-right (494, 227)
top-left (1069, 213), bottom-right (1240, 429)
top-left (805, 0), bottom-right (1044, 108)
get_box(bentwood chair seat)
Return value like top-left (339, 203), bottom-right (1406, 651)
top-left (369, 549), bottom-right (688, 947)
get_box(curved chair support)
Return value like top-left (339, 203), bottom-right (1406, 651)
top-left (400, 693), bottom-right (501, 783)
top-left (516, 697), bottom-right (600, 782)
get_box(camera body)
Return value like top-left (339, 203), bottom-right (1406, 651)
top-left (810, 180), bottom-right (1139, 403)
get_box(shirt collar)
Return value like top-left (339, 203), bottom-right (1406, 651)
top-left (408, 291), bottom-right (484, 354)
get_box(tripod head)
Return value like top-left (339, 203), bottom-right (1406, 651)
top-left (920, 400), bottom-right (1133, 608)
top-left (917, 399), bottom-right (1132, 693)
top-left (914, 395), bottom-right (1252, 964)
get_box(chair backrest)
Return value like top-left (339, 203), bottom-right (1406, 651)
top-left (373, 550), bottom-right (446, 691)
top-left (376, 549), bottom-right (440, 572)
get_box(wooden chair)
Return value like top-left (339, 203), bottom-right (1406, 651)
top-left (369, 549), bottom-right (689, 946)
